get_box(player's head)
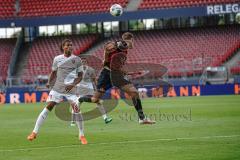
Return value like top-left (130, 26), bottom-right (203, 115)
top-left (61, 39), bottom-right (73, 56)
top-left (122, 32), bottom-right (134, 49)
top-left (81, 57), bottom-right (88, 67)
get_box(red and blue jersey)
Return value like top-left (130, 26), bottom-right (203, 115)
top-left (103, 41), bottom-right (128, 70)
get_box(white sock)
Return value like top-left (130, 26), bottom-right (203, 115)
top-left (102, 114), bottom-right (107, 120)
top-left (33, 107), bottom-right (49, 133)
top-left (75, 112), bottom-right (84, 136)
top-left (71, 108), bottom-right (75, 122)
top-left (96, 103), bottom-right (107, 120)
top-left (71, 102), bottom-right (84, 136)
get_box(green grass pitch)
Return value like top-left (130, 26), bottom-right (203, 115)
top-left (0, 95), bottom-right (240, 160)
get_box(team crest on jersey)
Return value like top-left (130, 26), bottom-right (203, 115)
top-left (72, 60), bottom-right (75, 64)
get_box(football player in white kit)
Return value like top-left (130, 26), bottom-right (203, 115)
top-left (71, 58), bottom-right (112, 126)
top-left (27, 39), bottom-right (88, 144)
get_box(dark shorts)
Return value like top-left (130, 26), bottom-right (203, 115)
top-left (97, 68), bottom-right (131, 92)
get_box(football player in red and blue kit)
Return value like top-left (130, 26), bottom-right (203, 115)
top-left (78, 32), bottom-right (155, 124)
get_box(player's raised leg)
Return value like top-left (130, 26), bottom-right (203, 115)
top-left (78, 91), bottom-right (113, 123)
top-left (77, 94), bottom-right (112, 124)
top-left (121, 84), bottom-right (156, 124)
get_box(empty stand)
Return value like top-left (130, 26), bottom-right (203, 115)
top-left (0, 0), bottom-right (15, 19)
top-left (231, 66), bottom-right (240, 75)
top-left (230, 59), bottom-right (240, 75)
top-left (139, 0), bottom-right (239, 10)
top-left (0, 38), bottom-right (17, 80)
top-left (93, 26), bottom-right (240, 77)
top-left (1, 0), bottom-right (238, 19)
top-left (21, 34), bottom-right (98, 82)
top-left (18, 0), bottom-right (128, 17)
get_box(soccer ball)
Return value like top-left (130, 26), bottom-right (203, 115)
top-left (235, 13), bottom-right (240, 24)
top-left (110, 4), bottom-right (123, 17)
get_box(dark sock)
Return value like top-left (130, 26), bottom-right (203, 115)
top-left (79, 96), bottom-right (92, 103)
top-left (132, 97), bottom-right (145, 120)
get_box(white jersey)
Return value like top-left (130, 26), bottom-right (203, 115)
top-left (78, 66), bottom-right (96, 83)
top-left (77, 66), bottom-right (96, 96)
top-left (51, 54), bottom-right (82, 94)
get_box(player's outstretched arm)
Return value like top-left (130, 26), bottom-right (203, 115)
top-left (46, 70), bottom-right (57, 88)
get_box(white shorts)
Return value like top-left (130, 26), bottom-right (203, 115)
top-left (47, 90), bottom-right (79, 104)
top-left (77, 82), bottom-right (95, 97)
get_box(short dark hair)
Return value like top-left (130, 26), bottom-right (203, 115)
top-left (79, 55), bottom-right (88, 60)
top-left (60, 39), bottom-right (72, 52)
top-left (122, 32), bottom-right (133, 40)
top-left (81, 57), bottom-right (87, 61)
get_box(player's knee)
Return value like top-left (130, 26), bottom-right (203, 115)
top-left (96, 99), bottom-right (104, 105)
top-left (92, 99), bottom-right (99, 103)
top-left (72, 108), bottom-right (80, 113)
top-left (46, 102), bottom-right (56, 111)
top-left (46, 104), bottom-right (55, 111)
top-left (130, 91), bottom-right (139, 98)
top-left (71, 103), bottom-right (80, 113)
top-left (91, 97), bottom-right (100, 103)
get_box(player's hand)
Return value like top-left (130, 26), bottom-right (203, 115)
top-left (65, 84), bottom-right (75, 92)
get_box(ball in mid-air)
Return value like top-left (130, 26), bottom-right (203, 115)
top-left (110, 4), bottom-right (123, 17)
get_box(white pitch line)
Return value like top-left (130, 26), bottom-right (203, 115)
top-left (0, 135), bottom-right (239, 152)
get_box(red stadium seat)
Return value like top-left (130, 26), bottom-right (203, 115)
top-left (18, 0), bottom-right (129, 18)
top-left (2, 0), bottom-right (238, 19)
top-left (92, 26), bottom-right (240, 77)
top-left (0, 38), bottom-right (17, 80)
top-left (231, 67), bottom-right (240, 75)
top-left (21, 34), bottom-right (98, 78)
top-left (139, 0), bottom-right (238, 10)
top-left (0, 0), bottom-right (15, 19)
